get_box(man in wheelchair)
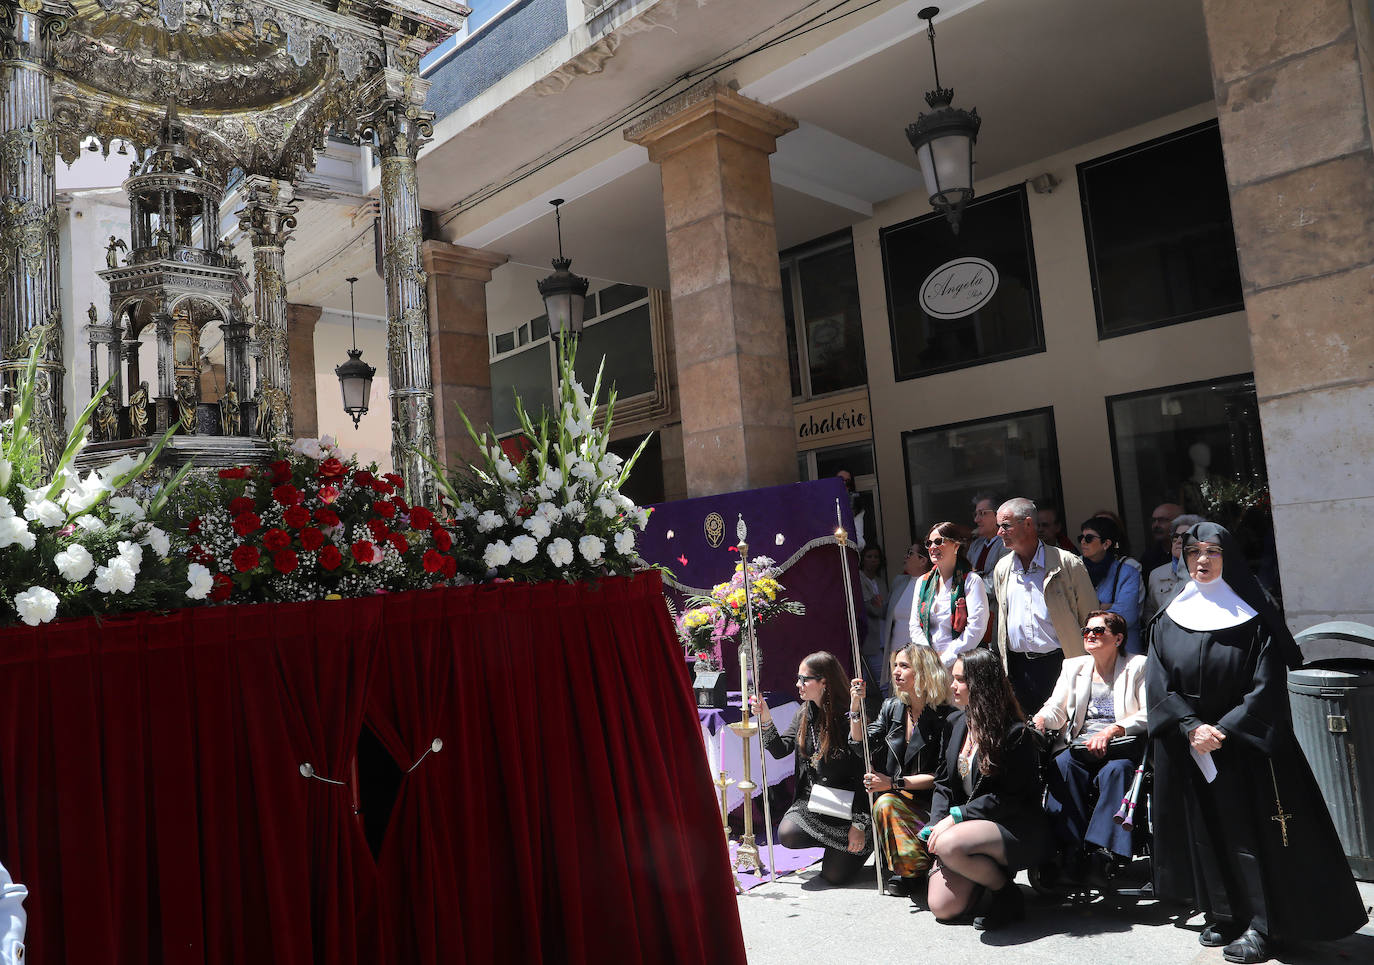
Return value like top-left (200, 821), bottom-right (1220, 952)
top-left (1030, 610), bottom-right (1148, 890)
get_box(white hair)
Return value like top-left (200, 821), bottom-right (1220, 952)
top-left (999, 497), bottom-right (1037, 521)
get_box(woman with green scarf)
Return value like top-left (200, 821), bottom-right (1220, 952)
top-left (908, 522), bottom-right (990, 669)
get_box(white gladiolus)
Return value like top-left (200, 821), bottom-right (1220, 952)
top-left (634, 507), bottom-right (650, 531)
top-left (14, 586), bottom-right (58, 626)
top-left (598, 452), bottom-right (623, 480)
top-left (0, 455), bottom-right (10, 492)
top-left (578, 535), bottom-right (605, 563)
top-left (542, 467), bottom-right (563, 490)
top-left (0, 496), bottom-right (12, 517)
top-left (23, 499), bottom-right (65, 528)
top-left (140, 525), bottom-right (170, 558)
top-left (456, 500), bottom-right (478, 520)
top-left (546, 537), bottom-right (574, 568)
top-left (612, 492), bottom-right (635, 511)
top-left (536, 502), bottom-right (563, 524)
top-left (533, 485), bottom-right (553, 501)
top-left (93, 558), bottom-right (137, 594)
top-left (482, 540), bottom-right (512, 569)
top-left (53, 544), bottom-right (95, 582)
top-left (495, 458), bottom-right (520, 485)
top-left (109, 496), bottom-right (146, 521)
top-left (186, 563), bottom-right (214, 600)
top-left (475, 510), bottom-right (504, 533)
top-left (98, 455), bottom-right (140, 484)
top-left (522, 515), bottom-right (551, 540)
top-left (503, 495), bottom-right (521, 517)
top-left (74, 514), bottom-right (105, 533)
top-left (593, 497), bottom-right (618, 519)
top-left (0, 515), bottom-right (35, 550)
top-left (614, 529), bottom-right (635, 555)
top-left (509, 534), bottom-right (538, 563)
top-left (569, 459), bottom-right (596, 481)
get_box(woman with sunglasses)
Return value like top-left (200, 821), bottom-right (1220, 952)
top-left (1147, 522), bottom-right (1364, 963)
top-left (1079, 515), bottom-right (1145, 655)
top-left (1032, 610), bottom-right (1146, 874)
top-left (908, 522), bottom-right (990, 669)
top-left (919, 649), bottom-right (1045, 930)
top-left (751, 652), bottom-right (871, 885)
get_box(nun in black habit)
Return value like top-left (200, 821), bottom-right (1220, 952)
top-left (1146, 522), bottom-right (1366, 964)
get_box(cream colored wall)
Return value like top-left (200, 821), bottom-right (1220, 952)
top-left (852, 102), bottom-right (1256, 576)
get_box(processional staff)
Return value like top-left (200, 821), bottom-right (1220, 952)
top-left (736, 514), bottom-right (778, 881)
top-left (834, 499), bottom-right (885, 895)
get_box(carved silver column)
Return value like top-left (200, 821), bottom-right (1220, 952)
top-left (0, 0), bottom-right (71, 465)
top-left (220, 307), bottom-right (252, 434)
top-left (362, 62), bottom-right (437, 503)
top-left (236, 175), bottom-right (297, 443)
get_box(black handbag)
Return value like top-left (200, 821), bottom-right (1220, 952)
top-left (1069, 734), bottom-right (1144, 765)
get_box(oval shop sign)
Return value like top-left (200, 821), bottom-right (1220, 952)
top-left (919, 257), bottom-right (999, 319)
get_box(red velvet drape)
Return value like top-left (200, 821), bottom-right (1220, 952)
top-left (0, 572), bottom-right (744, 964)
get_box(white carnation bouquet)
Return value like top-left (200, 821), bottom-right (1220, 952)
top-left (429, 336), bottom-right (652, 584)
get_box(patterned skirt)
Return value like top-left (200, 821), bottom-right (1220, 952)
top-left (783, 793), bottom-right (874, 859)
top-left (872, 791), bottom-right (930, 878)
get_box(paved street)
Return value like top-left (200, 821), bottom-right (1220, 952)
top-left (737, 865), bottom-right (1374, 965)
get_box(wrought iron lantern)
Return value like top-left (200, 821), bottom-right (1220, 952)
top-left (536, 198), bottom-right (589, 335)
top-left (335, 276), bottom-right (375, 429)
top-left (905, 6), bottom-right (982, 233)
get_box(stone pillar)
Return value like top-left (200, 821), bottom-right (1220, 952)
top-left (626, 82), bottom-right (798, 496)
top-left (0, 0), bottom-right (71, 466)
top-left (287, 303), bottom-right (322, 439)
top-left (421, 240), bottom-right (507, 472)
top-left (361, 63), bottom-right (438, 503)
top-left (1202, 0), bottom-right (1374, 627)
top-left (236, 175), bottom-right (298, 442)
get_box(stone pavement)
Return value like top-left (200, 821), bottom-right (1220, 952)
top-left (736, 864), bottom-right (1374, 965)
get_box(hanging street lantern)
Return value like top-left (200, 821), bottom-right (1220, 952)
top-left (335, 276), bottom-right (375, 429)
top-left (537, 198), bottom-right (589, 336)
top-left (905, 6), bottom-right (981, 234)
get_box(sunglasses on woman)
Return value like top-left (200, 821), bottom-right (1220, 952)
top-left (1082, 626), bottom-right (1109, 637)
top-left (795, 674), bottom-right (822, 684)
top-left (925, 536), bottom-right (954, 548)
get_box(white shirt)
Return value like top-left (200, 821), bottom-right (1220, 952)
top-left (1005, 543), bottom-right (1060, 654)
top-left (887, 578), bottom-right (917, 655)
top-left (908, 570), bottom-right (990, 668)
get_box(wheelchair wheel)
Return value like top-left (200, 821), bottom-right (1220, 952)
top-left (1028, 862), bottom-right (1073, 900)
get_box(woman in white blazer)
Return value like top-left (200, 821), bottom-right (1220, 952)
top-left (1032, 609), bottom-right (1146, 859)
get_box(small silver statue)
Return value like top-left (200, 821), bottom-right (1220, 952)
top-left (128, 381), bottom-right (150, 437)
top-left (218, 383), bottom-right (240, 436)
top-left (105, 236), bottom-right (126, 268)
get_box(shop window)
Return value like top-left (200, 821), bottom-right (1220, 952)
top-left (1079, 121), bottom-right (1244, 338)
top-left (780, 234), bottom-right (867, 398)
top-left (572, 304), bottom-right (655, 400)
top-left (1106, 376), bottom-right (1271, 583)
top-left (489, 345), bottom-right (554, 435)
top-left (902, 409), bottom-right (1062, 542)
top-left (881, 185), bottom-right (1044, 380)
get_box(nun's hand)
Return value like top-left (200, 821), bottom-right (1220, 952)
top-left (1189, 723), bottom-right (1226, 754)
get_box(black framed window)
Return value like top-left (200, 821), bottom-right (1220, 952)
top-left (779, 233), bottom-right (867, 398)
top-left (881, 184), bottom-right (1044, 381)
top-left (1079, 121), bottom-right (1244, 338)
top-left (901, 408), bottom-right (1063, 542)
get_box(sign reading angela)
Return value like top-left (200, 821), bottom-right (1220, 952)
top-left (919, 257), bottom-right (999, 319)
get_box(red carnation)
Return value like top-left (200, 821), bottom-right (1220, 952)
top-left (187, 544), bottom-right (215, 565)
top-left (516, 504), bottom-right (534, 519)
top-left (300, 527), bottom-right (325, 551)
top-left (232, 545), bottom-right (260, 573)
top-left (269, 460), bottom-right (293, 484)
top-left (371, 479), bottom-right (393, 495)
top-left (314, 507), bottom-right (340, 528)
top-left (319, 544), bottom-right (343, 571)
top-left (229, 496), bottom-right (255, 515)
top-left (384, 473), bottom-right (404, 488)
top-left (210, 572), bottom-right (233, 602)
top-left (372, 500), bottom-right (396, 519)
top-left (367, 518), bottom-right (390, 542)
top-left (422, 549), bottom-right (444, 574)
top-left (318, 457), bottom-right (345, 478)
top-left (272, 549), bottom-right (299, 575)
top-left (353, 470), bottom-right (375, 487)
top-left (272, 484), bottom-right (302, 507)
top-left (217, 467), bottom-right (249, 480)
top-left (409, 506), bottom-right (435, 530)
top-left (319, 485), bottom-right (340, 504)
top-left (351, 540), bottom-right (377, 564)
top-left (262, 528), bottom-right (291, 552)
top-left (187, 516), bottom-right (202, 535)
top-left (283, 506), bottom-right (310, 529)
top-left (232, 512), bottom-right (261, 537)
top-left (388, 532), bottom-right (409, 555)
top-left (432, 526), bottom-right (452, 551)
top-left (441, 556), bottom-right (458, 579)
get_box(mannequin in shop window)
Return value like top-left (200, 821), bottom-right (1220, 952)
top-left (1178, 442), bottom-right (1219, 516)
top-left (837, 469), bottom-right (874, 552)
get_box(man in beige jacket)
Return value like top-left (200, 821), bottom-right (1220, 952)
top-left (992, 497), bottom-right (1100, 714)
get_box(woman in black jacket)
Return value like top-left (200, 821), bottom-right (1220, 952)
top-left (850, 644), bottom-right (949, 895)
top-left (919, 648), bottom-right (1047, 929)
top-left (752, 651), bottom-right (871, 885)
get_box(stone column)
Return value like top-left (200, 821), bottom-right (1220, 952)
top-left (360, 63), bottom-right (439, 503)
top-left (287, 303), bottom-right (322, 439)
top-left (626, 82), bottom-right (799, 496)
top-left (236, 175), bottom-right (298, 442)
top-left (421, 240), bottom-right (507, 472)
top-left (0, 0), bottom-right (71, 466)
top-left (1202, 0), bottom-right (1374, 627)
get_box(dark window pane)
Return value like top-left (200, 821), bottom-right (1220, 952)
top-left (800, 244), bottom-right (866, 394)
top-left (782, 266), bottom-right (802, 397)
top-left (490, 346), bottom-right (554, 435)
top-left (583, 292), bottom-right (597, 321)
top-left (573, 305), bottom-right (655, 400)
top-left (518, 324), bottom-right (529, 346)
top-left (531, 315), bottom-right (549, 341)
top-left (494, 331), bottom-right (515, 354)
top-left (609, 433), bottom-right (663, 506)
top-left (1079, 121), bottom-right (1243, 336)
top-left (881, 186), bottom-right (1044, 380)
top-left (596, 283), bottom-right (646, 315)
top-left (814, 442), bottom-right (874, 479)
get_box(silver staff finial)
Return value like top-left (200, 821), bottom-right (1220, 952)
top-left (736, 513), bottom-right (747, 543)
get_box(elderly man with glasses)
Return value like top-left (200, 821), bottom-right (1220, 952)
top-left (1145, 513), bottom-right (1203, 619)
top-left (990, 497), bottom-right (1100, 714)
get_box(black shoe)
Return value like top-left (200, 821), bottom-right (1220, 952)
top-left (885, 875), bottom-right (914, 897)
top-left (1222, 929), bottom-right (1272, 964)
top-left (1200, 919), bottom-right (1244, 947)
top-left (973, 881), bottom-right (1025, 931)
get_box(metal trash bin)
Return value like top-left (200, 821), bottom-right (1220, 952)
top-left (1289, 621), bottom-right (1374, 881)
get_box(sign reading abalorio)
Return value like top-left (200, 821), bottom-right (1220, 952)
top-left (919, 257), bottom-right (999, 319)
top-left (794, 388), bottom-right (872, 451)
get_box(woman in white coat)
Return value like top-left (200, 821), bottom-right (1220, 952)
top-left (1032, 609), bottom-right (1146, 860)
top-left (907, 522), bottom-right (989, 670)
